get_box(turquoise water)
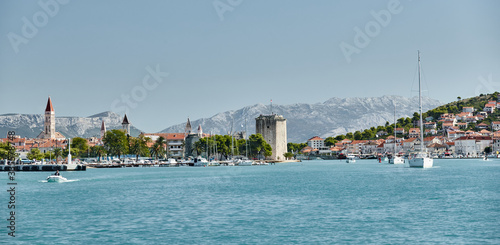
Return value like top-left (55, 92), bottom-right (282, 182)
top-left (1, 159), bottom-right (499, 244)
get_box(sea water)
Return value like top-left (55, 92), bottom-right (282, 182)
top-left (1, 159), bottom-right (499, 244)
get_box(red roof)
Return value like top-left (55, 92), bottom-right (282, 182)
top-left (308, 136), bottom-right (324, 141)
top-left (45, 97), bottom-right (54, 112)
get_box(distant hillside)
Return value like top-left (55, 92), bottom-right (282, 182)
top-left (424, 92), bottom-right (499, 120)
top-left (0, 111), bottom-right (142, 139)
top-left (160, 95), bottom-right (442, 142)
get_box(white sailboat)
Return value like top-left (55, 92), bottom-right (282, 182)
top-left (389, 102), bottom-right (404, 164)
top-left (239, 119), bottom-right (255, 166)
top-left (408, 51), bottom-right (433, 168)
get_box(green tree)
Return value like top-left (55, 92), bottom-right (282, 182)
top-left (53, 148), bottom-right (62, 163)
top-left (354, 131), bottom-right (362, 140)
top-left (71, 137), bottom-right (89, 157)
top-left (283, 152), bottom-right (294, 160)
top-left (287, 142), bottom-right (307, 153)
top-left (248, 134), bottom-right (272, 159)
top-left (27, 148), bottom-right (45, 161)
top-left (345, 132), bottom-right (354, 140)
top-left (0, 142), bottom-right (17, 161)
top-left (103, 129), bottom-right (129, 160)
top-left (362, 129), bottom-right (374, 139)
top-left (335, 135), bottom-right (346, 141)
top-left (324, 137), bottom-right (337, 146)
top-left (150, 137), bottom-right (166, 161)
top-left (131, 135), bottom-right (151, 161)
top-left (90, 145), bottom-right (106, 161)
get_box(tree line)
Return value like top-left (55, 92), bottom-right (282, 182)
top-left (194, 133), bottom-right (272, 160)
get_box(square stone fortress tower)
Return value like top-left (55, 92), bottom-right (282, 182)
top-left (255, 114), bottom-right (287, 161)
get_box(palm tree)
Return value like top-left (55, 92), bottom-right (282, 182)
top-left (53, 148), bottom-right (62, 163)
top-left (92, 145), bottom-right (106, 161)
top-left (150, 137), bottom-right (166, 161)
top-left (130, 135), bottom-right (151, 162)
top-left (155, 136), bottom-right (167, 159)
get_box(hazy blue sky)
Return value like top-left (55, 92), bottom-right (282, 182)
top-left (1, 0), bottom-right (499, 133)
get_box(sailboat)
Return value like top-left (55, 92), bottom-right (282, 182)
top-left (239, 118), bottom-right (255, 166)
top-left (408, 51), bottom-right (433, 168)
top-left (389, 102), bottom-right (404, 164)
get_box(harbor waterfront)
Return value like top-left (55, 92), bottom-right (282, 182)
top-left (2, 159), bottom-right (499, 244)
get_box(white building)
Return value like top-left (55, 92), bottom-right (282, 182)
top-left (455, 136), bottom-right (492, 157)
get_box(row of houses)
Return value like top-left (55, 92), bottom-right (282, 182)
top-left (302, 133), bottom-right (500, 158)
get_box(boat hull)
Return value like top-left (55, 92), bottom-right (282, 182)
top-left (408, 157), bottom-right (433, 168)
top-left (47, 175), bottom-right (67, 182)
top-left (389, 157), bottom-right (404, 164)
top-left (238, 160), bottom-right (254, 166)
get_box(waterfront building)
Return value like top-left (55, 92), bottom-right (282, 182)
top-left (455, 136), bottom-right (492, 157)
top-left (255, 114), bottom-right (287, 160)
top-left (140, 132), bottom-right (187, 160)
top-left (307, 136), bottom-right (324, 149)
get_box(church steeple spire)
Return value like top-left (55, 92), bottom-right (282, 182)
top-left (185, 118), bottom-right (192, 135)
top-left (43, 96), bottom-right (56, 139)
top-left (122, 114), bottom-right (130, 135)
top-left (45, 96), bottom-right (54, 112)
top-left (100, 120), bottom-right (107, 138)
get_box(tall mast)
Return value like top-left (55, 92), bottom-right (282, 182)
top-left (394, 101), bottom-right (397, 155)
top-left (231, 117), bottom-right (234, 158)
top-left (418, 50), bottom-right (424, 152)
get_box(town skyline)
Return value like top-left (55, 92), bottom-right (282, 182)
top-left (1, 1), bottom-right (499, 133)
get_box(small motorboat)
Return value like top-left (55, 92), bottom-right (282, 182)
top-left (47, 175), bottom-right (67, 182)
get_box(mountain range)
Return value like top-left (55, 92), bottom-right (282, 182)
top-left (0, 95), bottom-right (442, 143)
top-left (0, 111), bottom-right (141, 140)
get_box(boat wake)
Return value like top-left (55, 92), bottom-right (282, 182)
top-left (41, 179), bottom-right (79, 183)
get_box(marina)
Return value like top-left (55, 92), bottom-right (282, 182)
top-left (3, 159), bottom-right (499, 244)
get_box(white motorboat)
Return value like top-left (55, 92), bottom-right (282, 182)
top-left (47, 175), bottom-right (67, 182)
top-left (346, 155), bottom-right (356, 163)
top-left (194, 157), bottom-right (208, 167)
top-left (166, 158), bottom-right (177, 164)
top-left (408, 51), bottom-right (433, 168)
top-left (238, 159), bottom-right (254, 166)
top-left (208, 160), bottom-right (220, 166)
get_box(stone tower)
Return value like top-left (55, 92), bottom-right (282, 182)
top-left (43, 96), bottom-right (56, 139)
top-left (255, 114), bottom-right (287, 160)
top-left (100, 120), bottom-right (106, 138)
top-left (122, 114), bottom-right (130, 135)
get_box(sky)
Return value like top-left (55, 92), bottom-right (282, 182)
top-left (1, 0), bottom-right (499, 133)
